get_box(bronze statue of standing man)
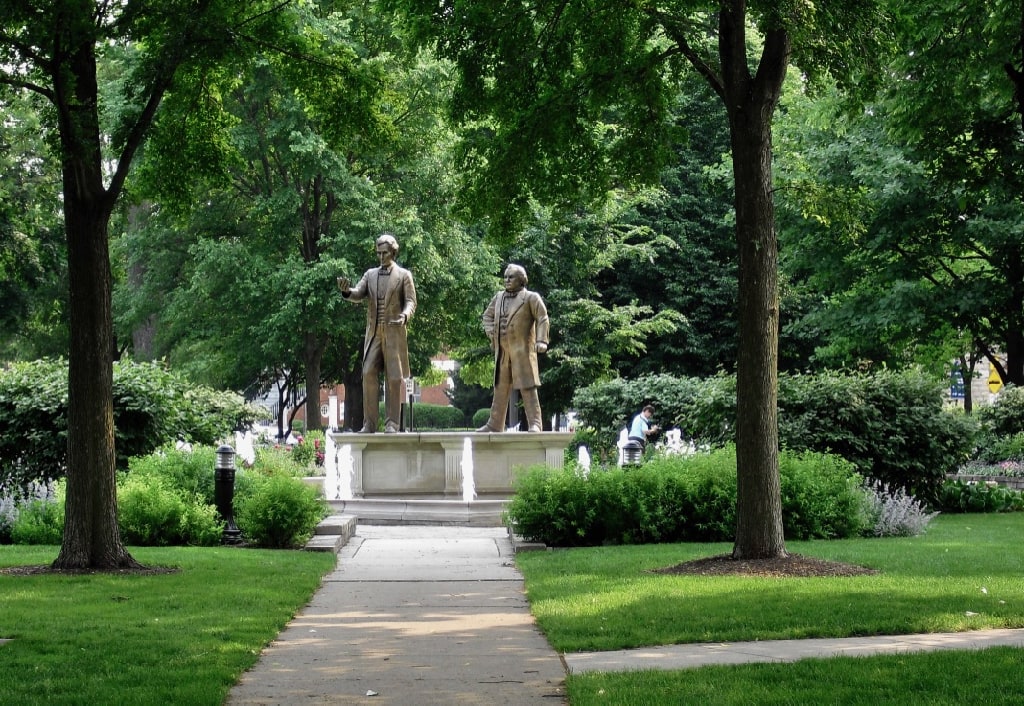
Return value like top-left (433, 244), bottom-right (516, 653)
top-left (477, 264), bottom-right (549, 432)
top-left (338, 233), bottom-right (417, 433)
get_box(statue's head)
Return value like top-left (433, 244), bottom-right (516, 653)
top-left (376, 233), bottom-right (399, 255)
top-left (503, 264), bottom-right (527, 292)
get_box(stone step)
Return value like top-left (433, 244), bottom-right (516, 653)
top-left (326, 498), bottom-right (509, 526)
top-left (303, 514), bottom-right (357, 553)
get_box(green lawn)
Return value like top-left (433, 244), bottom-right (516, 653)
top-left (0, 545), bottom-right (335, 705)
top-left (516, 513), bottom-right (1024, 704)
top-left (2, 515), bottom-right (1021, 705)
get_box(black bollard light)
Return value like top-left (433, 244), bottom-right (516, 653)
top-left (214, 444), bottom-right (243, 545)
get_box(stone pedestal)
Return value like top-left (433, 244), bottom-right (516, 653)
top-left (327, 431), bottom-right (573, 498)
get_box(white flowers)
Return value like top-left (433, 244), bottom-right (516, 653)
top-left (862, 480), bottom-right (939, 537)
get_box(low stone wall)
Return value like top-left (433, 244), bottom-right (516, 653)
top-left (326, 430), bottom-right (574, 498)
top-left (947, 474), bottom-right (1024, 491)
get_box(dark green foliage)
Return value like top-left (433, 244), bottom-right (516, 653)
top-left (777, 369), bottom-right (975, 503)
top-left (472, 408), bottom-right (491, 429)
top-left (971, 432), bottom-right (1024, 465)
top-left (0, 358), bottom-right (263, 491)
top-left (573, 375), bottom-right (716, 446)
top-left (0, 359), bottom-right (68, 492)
top-left (118, 446), bottom-right (225, 546)
top-left (234, 473), bottom-right (328, 549)
top-left (936, 480), bottom-right (1024, 513)
top-left (574, 369), bottom-right (974, 503)
top-left (779, 451), bottom-right (869, 540)
top-left (448, 371), bottom-right (492, 425)
top-left (976, 386), bottom-right (1024, 437)
top-left (506, 447), bottom-right (869, 547)
top-left (411, 403), bottom-right (466, 429)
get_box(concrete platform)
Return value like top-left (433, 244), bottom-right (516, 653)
top-left (327, 430), bottom-right (573, 497)
top-left (326, 498), bottom-right (510, 526)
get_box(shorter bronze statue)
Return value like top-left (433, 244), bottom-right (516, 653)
top-left (477, 264), bottom-right (549, 432)
top-left (338, 233), bottom-right (417, 433)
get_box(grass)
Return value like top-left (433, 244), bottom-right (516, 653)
top-left (0, 545), bottom-right (335, 705)
top-left (566, 649), bottom-right (1024, 705)
top-left (1, 515), bottom-right (1021, 705)
top-left (515, 513), bottom-right (1024, 704)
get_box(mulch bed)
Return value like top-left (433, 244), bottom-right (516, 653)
top-left (0, 565), bottom-right (178, 576)
top-left (650, 553), bottom-right (878, 578)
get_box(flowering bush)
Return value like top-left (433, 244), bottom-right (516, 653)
top-left (0, 480), bottom-right (63, 545)
top-left (861, 480), bottom-right (938, 537)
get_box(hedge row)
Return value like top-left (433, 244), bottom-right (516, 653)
top-left (573, 369), bottom-right (976, 502)
top-left (0, 358), bottom-right (264, 491)
top-left (505, 447), bottom-right (871, 547)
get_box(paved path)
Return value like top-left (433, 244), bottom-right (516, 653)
top-left (227, 524), bottom-right (1024, 704)
top-left (226, 526), bottom-right (567, 705)
top-left (564, 628), bottom-right (1024, 673)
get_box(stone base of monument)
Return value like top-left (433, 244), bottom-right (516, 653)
top-left (324, 499), bottom-right (509, 526)
top-left (327, 430), bottom-right (573, 498)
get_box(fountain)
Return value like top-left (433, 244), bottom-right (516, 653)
top-left (234, 430), bottom-right (256, 466)
top-left (337, 443), bottom-right (354, 501)
top-left (577, 445), bottom-right (591, 476)
top-left (322, 431), bottom-right (338, 500)
top-left (461, 436), bottom-right (476, 502)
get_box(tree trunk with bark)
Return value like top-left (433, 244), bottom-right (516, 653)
top-left (343, 366), bottom-right (363, 432)
top-left (50, 39), bottom-right (139, 571)
top-left (304, 331), bottom-right (327, 432)
top-left (719, 12), bottom-right (790, 560)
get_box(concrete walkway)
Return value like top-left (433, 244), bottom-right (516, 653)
top-left (227, 523), bottom-right (1024, 705)
top-left (226, 525), bottom-right (567, 705)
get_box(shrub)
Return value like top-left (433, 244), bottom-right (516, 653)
top-left (289, 436), bottom-right (317, 469)
top-left (253, 446), bottom-right (308, 478)
top-left (117, 473), bottom-right (222, 546)
top-left (506, 447), bottom-right (866, 547)
top-left (861, 481), bottom-right (939, 537)
top-left (234, 473), bottom-right (327, 549)
top-left (8, 482), bottom-right (64, 545)
top-left (572, 374), bottom-right (717, 452)
top-left (411, 403), bottom-right (466, 429)
top-left (935, 480), bottom-right (1024, 513)
top-left (976, 384), bottom-right (1024, 437)
top-left (127, 445), bottom-right (218, 505)
top-left (779, 451), bottom-right (871, 540)
top-left (971, 431), bottom-right (1024, 465)
top-left (574, 369), bottom-right (975, 505)
top-left (471, 408), bottom-right (491, 429)
top-left (304, 430), bottom-right (326, 467)
top-left (10, 498), bottom-right (64, 544)
top-left (778, 369), bottom-right (975, 503)
top-left (0, 358), bottom-right (264, 491)
top-left (1, 480), bottom-right (57, 543)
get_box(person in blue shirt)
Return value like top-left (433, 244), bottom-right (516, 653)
top-left (628, 405), bottom-right (659, 448)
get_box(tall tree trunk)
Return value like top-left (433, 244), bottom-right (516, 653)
top-left (343, 366), bottom-right (363, 432)
top-left (304, 332), bottom-right (327, 432)
top-left (720, 11), bottom-right (789, 560)
top-left (50, 37), bottom-right (139, 571)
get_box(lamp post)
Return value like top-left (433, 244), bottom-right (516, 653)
top-left (215, 444), bottom-right (242, 545)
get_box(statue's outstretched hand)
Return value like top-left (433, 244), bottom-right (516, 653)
top-left (337, 276), bottom-right (351, 294)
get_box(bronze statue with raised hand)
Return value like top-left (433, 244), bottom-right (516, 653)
top-left (338, 233), bottom-right (417, 433)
